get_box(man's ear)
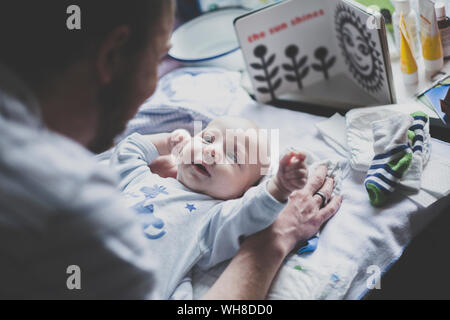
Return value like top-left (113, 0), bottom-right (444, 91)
top-left (96, 26), bottom-right (131, 85)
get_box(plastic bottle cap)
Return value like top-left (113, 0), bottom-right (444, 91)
top-left (435, 2), bottom-right (446, 21)
top-left (394, 0), bottom-right (410, 14)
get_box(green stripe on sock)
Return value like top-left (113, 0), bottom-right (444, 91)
top-left (408, 130), bottom-right (415, 143)
top-left (366, 182), bottom-right (388, 207)
top-left (387, 152), bottom-right (412, 175)
top-left (410, 111), bottom-right (428, 119)
top-left (367, 152), bottom-right (412, 207)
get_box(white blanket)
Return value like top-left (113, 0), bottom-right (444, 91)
top-left (129, 68), bottom-right (450, 300)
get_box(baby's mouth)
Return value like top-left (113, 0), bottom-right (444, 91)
top-left (192, 163), bottom-right (211, 177)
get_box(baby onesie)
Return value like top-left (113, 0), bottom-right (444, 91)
top-left (108, 133), bottom-right (285, 299)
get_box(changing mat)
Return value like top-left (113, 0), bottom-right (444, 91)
top-left (124, 68), bottom-right (450, 300)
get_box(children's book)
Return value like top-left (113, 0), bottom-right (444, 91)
top-left (233, 0), bottom-right (396, 110)
top-left (417, 74), bottom-right (450, 125)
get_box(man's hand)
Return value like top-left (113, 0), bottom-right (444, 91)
top-left (267, 165), bottom-right (342, 255)
top-left (268, 152), bottom-right (308, 202)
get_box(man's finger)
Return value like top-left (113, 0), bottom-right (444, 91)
top-left (304, 166), bottom-right (327, 194)
top-left (318, 195), bottom-right (343, 223)
top-left (312, 177), bottom-right (334, 207)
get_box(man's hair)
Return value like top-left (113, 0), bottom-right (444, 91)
top-left (0, 0), bottom-right (170, 85)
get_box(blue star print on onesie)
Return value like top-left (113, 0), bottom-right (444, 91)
top-left (185, 203), bottom-right (196, 213)
top-left (128, 185), bottom-right (169, 240)
top-left (141, 185), bottom-right (168, 199)
top-left (132, 199), bottom-right (166, 240)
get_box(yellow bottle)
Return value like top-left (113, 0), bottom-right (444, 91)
top-left (419, 0), bottom-right (444, 74)
top-left (400, 14), bottom-right (419, 84)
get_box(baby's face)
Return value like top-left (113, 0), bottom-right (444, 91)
top-left (176, 118), bottom-right (268, 200)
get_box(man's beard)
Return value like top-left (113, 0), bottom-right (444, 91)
top-left (87, 71), bottom-right (138, 154)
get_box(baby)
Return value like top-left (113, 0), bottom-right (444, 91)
top-left (108, 116), bottom-right (307, 299)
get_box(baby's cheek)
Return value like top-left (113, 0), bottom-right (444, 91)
top-left (180, 140), bottom-right (199, 163)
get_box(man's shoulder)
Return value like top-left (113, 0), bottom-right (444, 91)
top-left (0, 121), bottom-right (119, 211)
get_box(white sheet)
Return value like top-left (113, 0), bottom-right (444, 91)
top-left (130, 68), bottom-right (450, 300)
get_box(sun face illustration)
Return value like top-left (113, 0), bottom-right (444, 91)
top-left (335, 4), bottom-right (384, 93)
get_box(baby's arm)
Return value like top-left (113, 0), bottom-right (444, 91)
top-left (267, 152), bottom-right (308, 202)
top-left (196, 181), bottom-right (286, 270)
top-left (109, 130), bottom-right (190, 190)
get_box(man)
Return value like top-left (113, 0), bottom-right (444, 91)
top-left (0, 0), bottom-right (341, 299)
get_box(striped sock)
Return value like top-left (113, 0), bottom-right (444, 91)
top-left (365, 148), bottom-right (412, 206)
top-left (408, 112), bottom-right (428, 154)
top-left (364, 112), bottom-right (428, 206)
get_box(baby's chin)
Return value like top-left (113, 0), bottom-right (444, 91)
top-left (176, 170), bottom-right (242, 200)
top-left (176, 166), bottom-right (207, 193)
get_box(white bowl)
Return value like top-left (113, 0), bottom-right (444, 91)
top-left (169, 7), bottom-right (249, 71)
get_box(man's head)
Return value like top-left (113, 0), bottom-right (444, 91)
top-left (0, 0), bottom-right (174, 153)
top-left (177, 117), bottom-right (271, 200)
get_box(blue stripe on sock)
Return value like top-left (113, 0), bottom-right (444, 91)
top-left (368, 163), bottom-right (403, 179)
top-left (365, 179), bottom-right (391, 194)
top-left (409, 124), bottom-right (424, 131)
top-left (366, 172), bottom-right (397, 187)
top-left (373, 145), bottom-right (409, 161)
top-left (413, 145), bottom-right (423, 153)
top-left (412, 134), bottom-right (424, 145)
top-left (413, 116), bottom-right (428, 123)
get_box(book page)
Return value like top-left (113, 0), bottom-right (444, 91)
top-left (332, 0), bottom-right (392, 104)
top-left (234, 0), bottom-right (345, 103)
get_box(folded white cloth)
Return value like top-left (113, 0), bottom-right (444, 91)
top-left (315, 106), bottom-right (445, 207)
top-left (363, 113), bottom-right (433, 206)
top-left (315, 113), bottom-right (349, 158)
top-left (346, 108), bottom-right (432, 198)
top-left (346, 108), bottom-right (401, 171)
top-left (346, 107), bottom-right (431, 173)
top-left (421, 154), bottom-right (450, 198)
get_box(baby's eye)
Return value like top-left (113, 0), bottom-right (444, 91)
top-left (203, 134), bottom-right (214, 144)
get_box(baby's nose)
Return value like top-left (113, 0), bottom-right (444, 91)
top-left (204, 145), bottom-right (215, 157)
top-left (203, 145), bottom-right (220, 164)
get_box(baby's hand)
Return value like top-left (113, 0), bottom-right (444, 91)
top-left (169, 129), bottom-right (191, 156)
top-left (149, 155), bottom-right (178, 179)
top-left (268, 152), bottom-right (308, 202)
